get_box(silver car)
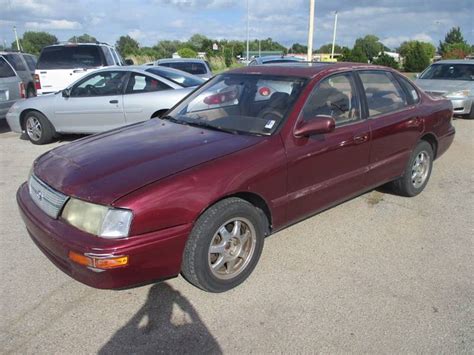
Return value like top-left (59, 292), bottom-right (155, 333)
top-left (6, 66), bottom-right (203, 144)
top-left (0, 55), bottom-right (23, 120)
top-left (415, 59), bottom-right (474, 119)
top-left (149, 58), bottom-right (213, 80)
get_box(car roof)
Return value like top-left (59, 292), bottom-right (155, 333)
top-left (42, 43), bottom-right (115, 49)
top-left (256, 56), bottom-right (303, 63)
top-left (431, 59), bottom-right (474, 65)
top-left (157, 58), bottom-right (207, 63)
top-left (227, 62), bottom-right (390, 79)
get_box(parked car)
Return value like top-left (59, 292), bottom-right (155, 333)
top-left (35, 43), bottom-right (125, 95)
top-left (1, 51), bottom-right (37, 97)
top-left (17, 63), bottom-right (455, 293)
top-left (0, 55), bottom-right (25, 119)
top-left (7, 66), bottom-right (203, 144)
top-left (415, 59), bottom-right (474, 119)
top-left (248, 55), bottom-right (304, 66)
top-left (150, 58), bottom-right (213, 80)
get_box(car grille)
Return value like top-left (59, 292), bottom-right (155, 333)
top-left (28, 175), bottom-right (69, 218)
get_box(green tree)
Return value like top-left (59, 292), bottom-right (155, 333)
top-left (353, 35), bottom-right (384, 61)
top-left (341, 46), bottom-right (368, 63)
top-left (372, 52), bottom-right (399, 69)
top-left (439, 27), bottom-right (467, 56)
top-left (188, 33), bottom-right (209, 51)
top-left (177, 47), bottom-right (197, 58)
top-left (399, 41), bottom-right (436, 60)
top-left (153, 40), bottom-right (182, 58)
top-left (13, 31), bottom-right (57, 55)
top-left (404, 42), bottom-right (430, 72)
top-left (289, 43), bottom-right (308, 53)
top-left (68, 33), bottom-right (97, 43)
top-left (116, 35), bottom-right (139, 57)
top-left (224, 47), bottom-right (233, 67)
top-left (442, 42), bottom-right (472, 59)
top-left (316, 43), bottom-right (343, 54)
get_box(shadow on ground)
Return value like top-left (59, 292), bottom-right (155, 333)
top-left (0, 120), bottom-right (11, 134)
top-left (99, 283), bottom-right (222, 354)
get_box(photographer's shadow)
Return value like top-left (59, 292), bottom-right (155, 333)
top-left (99, 283), bottom-right (222, 354)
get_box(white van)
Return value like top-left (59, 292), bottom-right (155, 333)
top-left (35, 43), bottom-right (125, 95)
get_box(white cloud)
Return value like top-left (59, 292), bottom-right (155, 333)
top-left (170, 19), bottom-right (184, 28)
top-left (25, 19), bottom-right (82, 30)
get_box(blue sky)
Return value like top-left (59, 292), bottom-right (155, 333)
top-left (1, 0), bottom-right (473, 50)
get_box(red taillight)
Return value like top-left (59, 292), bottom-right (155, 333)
top-left (19, 82), bottom-right (26, 98)
top-left (34, 74), bottom-right (41, 90)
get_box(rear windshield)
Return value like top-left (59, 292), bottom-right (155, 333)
top-left (159, 61), bottom-right (208, 75)
top-left (146, 67), bottom-right (204, 87)
top-left (0, 57), bottom-right (16, 78)
top-left (420, 63), bottom-right (474, 81)
top-left (37, 45), bottom-right (104, 69)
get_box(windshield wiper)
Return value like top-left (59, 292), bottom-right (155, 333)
top-left (185, 120), bottom-right (240, 135)
top-left (160, 115), bottom-right (190, 126)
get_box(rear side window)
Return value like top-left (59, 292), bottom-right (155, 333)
top-left (23, 55), bottom-right (37, 71)
top-left (0, 57), bottom-right (16, 78)
top-left (101, 46), bottom-right (115, 66)
top-left (358, 71), bottom-right (408, 116)
top-left (125, 73), bottom-right (171, 94)
top-left (159, 62), bottom-right (207, 75)
top-left (395, 74), bottom-right (420, 104)
top-left (4, 54), bottom-right (26, 71)
top-left (37, 45), bottom-right (104, 69)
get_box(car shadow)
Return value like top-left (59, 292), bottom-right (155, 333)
top-left (99, 283), bottom-right (222, 355)
top-left (0, 120), bottom-right (11, 134)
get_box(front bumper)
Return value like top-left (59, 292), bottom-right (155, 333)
top-left (17, 183), bottom-right (191, 289)
top-left (6, 109), bottom-right (22, 133)
top-left (447, 97), bottom-right (472, 116)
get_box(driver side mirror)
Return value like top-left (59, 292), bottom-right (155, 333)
top-left (294, 115), bottom-right (336, 137)
top-left (62, 88), bottom-right (71, 98)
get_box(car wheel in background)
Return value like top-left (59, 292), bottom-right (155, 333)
top-left (25, 111), bottom-right (55, 145)
top-left (181, 197), bottom-right (267, 293)
top-left (391, 140), bottom-right (434, 197)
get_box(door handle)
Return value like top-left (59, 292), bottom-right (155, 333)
top-left (353, 134), bottom-right (369, 144)
top-left (109, 100), bottom-right (119, 104)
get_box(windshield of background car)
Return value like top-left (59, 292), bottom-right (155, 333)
top-left (145, 67), bottom-right (204, 87)
top-left (159, 62), bottom-right (208, 75)
top-left (37, 45), bottom-right (103, 69)
top-left (167, 74), bottom-right (307, 136)
top-left (420, 63), bottom-right (474, 81)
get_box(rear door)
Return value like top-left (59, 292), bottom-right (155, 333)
top-left (35, 45), bottom-right (104, 94)
top-left (53, 71), bottom-right (127, 133)
top-left (356, 70), bottom-right (423, 188)
top-left (0, 57), bottom-right (21, 118)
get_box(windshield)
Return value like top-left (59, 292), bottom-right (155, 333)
top-left (420, 63), bottom-right (474, 81)
top-left (166, 74), bottom-right (307, 136)
top-left (145, 67), bottom-right (204, 87)
top-left (159, 61), bottom-right (208, 75)
top-left (37, 45), bottom-right (103, 69)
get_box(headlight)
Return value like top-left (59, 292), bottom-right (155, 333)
top-left (61, 198), bottom-right (133, 238)
top-left (446, 90), bottom-right (470, 98)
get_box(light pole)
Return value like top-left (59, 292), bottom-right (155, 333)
top-left (331, 11), bottom-right (338, 59)
top-left (13, 26), bottom-right (21, 51)
top-left (246, 0), bottom-right (250, 62)
top-left (307, 0), bottom-right (315, 62)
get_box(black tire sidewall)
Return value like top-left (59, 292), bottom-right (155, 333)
top-left (183, 198), bottom-right (266, 292)
top-left (401, 141), bottom-right (434, 196)
top-left (25, 112), bottom-right (54, 145)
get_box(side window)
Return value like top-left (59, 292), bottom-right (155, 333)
top-left (101, 46), bottom-right (115, 66)
top-left (358, 71), bottom-right (408, 116)
top-left (125, 73), bottom-right (171, 94)
top-left (71, 71), bottom-right (127, 97)
top-left (0, 57), bottom-right (16, 78)
top-left (301, 72), bottom-right (361, 126)
top-left (23, 55), bottom-right (37, 71)
top-left (395, 74), bottom-right (420, 104)
top-left (4, 54), bottom-right (26, 71)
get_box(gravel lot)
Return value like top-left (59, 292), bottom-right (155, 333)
top-left (0, 118), bottom-right (472, 354)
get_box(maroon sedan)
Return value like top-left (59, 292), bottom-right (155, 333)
top-left (17, 63), bottom-right (455, 292)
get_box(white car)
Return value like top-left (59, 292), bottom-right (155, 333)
top-left (35, 43), bottom-right (125, 95)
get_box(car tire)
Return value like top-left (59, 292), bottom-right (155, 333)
top-left (391, 140), bottom-right (434, 197)
top-left (181, 197), bottom-right (267, 293)
top-left (24, 111), bottom-right (55, 145)
top-left (468, 105), bottom-right (474, 119)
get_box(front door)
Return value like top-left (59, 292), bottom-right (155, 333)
top-left (284, 71), bottom-right (371, 223)
top-left (53, 71), bottom-right (127, 133)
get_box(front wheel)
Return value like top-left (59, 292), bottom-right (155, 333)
top-left (391, 140), bottom-right (434, 197)
top-left (181, 198), bottom-right (266, 292)
top-left (25, 111), bottom-right (55, 145)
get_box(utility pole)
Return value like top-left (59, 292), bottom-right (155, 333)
top-left (13, 26), bottom-right (21, 52)
top-left (246, 0), bottom-right (250, 62)
top-left (331, 11), bottom-right (338, 59)
top-left (307, 0), bottom-right (315, 62)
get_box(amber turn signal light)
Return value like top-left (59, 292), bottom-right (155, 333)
top-left (68, 251), bottom-right (129, 269)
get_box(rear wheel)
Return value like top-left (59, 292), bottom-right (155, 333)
top-left (24, 111), bottom-right (55, 145)
top-left (181, 197), bottom-right (266, 292)
top-left (391, 140), bottom-right (433, 197)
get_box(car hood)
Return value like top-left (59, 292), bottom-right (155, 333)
top-left (415, 79), bottom-right (474, 94)
top-left (34, 120), bottom-right (261, 205)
